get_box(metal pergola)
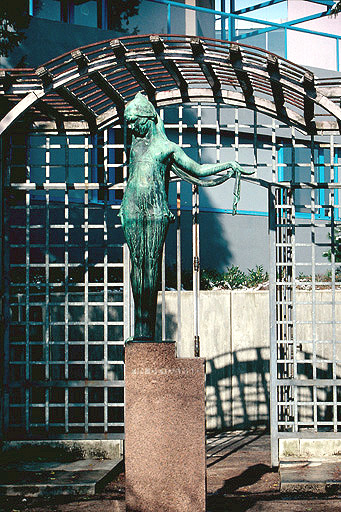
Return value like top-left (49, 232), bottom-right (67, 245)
top-left (0, 34), bottom-right (341, 135)
top-left (1, 35), bottom-right (341, 465)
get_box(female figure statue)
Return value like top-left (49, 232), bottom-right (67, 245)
top-left (119, 93), bottom-right (253, 340)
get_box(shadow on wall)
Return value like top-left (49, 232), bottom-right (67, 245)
top-left (206, 349), bottom-right (270, 430)
top-left (165, 206), bottom-right (234, 273)
top-left (156, 302), bottom-right (270, 430)
top-left (155, 288), bottom-right (271, 430)
top-left (164, 104), bottom-right (236, 273)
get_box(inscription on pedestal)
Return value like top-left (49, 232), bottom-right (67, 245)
top-left (125, 342), bottom-right (206, 512)
top-left (130, 366), bottom-right (200, 376)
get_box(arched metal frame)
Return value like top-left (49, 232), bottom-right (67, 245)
top-left (2, 35), bottom-right (341, 464)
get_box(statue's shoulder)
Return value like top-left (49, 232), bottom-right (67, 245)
top-left (152, 136), bottom-right (175, 157)
top-left (162, 139), bottom-right (177, 155)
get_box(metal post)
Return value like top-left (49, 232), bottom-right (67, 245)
top-left (229, 0), bottom-right (235, 41)
top-left (284, 27), bottom-right (288, 59)
top-left (330, 134), bottom-right (337, 433)
top-left (193, 184), bottom-right (200, 357)
top-left (176, 105), bottom-right (183, 356)
top-left (221, 0), bottom-right (226, 40)
top-left (167, 3), bottom-right (171, 34)
top-left (103, 129), bottom-right (109, 433)
top-left (1, 134), bottom-right (10, 439)
top-left (193, 104), bottom-right (201, 358)
top-left (45, 135), bottom-right (50, 433)
top-left (269, 184), bottom-right (279, 467)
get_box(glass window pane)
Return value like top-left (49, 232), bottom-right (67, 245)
top-left (34, 0), bottom-right (61, 21)
top-left (74, 0), bottom-right (97, 27)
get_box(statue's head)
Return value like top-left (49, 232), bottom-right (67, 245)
top-left (124, 92), bottom-right (157, 137)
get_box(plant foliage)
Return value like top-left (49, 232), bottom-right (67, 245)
top-left (0, 0), bottom-right (30, 57)
top-left (323, 224), bottom-right (341, 262)
top-left (107, 0), bottom-right (141, 33)
top-left (166, 264), bottom-right (268, 291)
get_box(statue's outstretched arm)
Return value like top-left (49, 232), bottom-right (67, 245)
top-left (172, 144), bottom-right (253, 178)
top-left (171, 144), bottom-right (254, 215)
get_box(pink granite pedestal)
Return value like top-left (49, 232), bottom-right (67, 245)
top-left (125, 341), bottom-right (206, 512)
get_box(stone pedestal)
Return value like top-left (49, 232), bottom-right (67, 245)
top-left (125, 341), bottom-right (206, 512)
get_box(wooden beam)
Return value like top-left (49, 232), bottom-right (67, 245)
top-left (35, 99), bottom-right (65, 129)
top-left (110, 39), bottom-right (156, 100)
top-left (317, 86), bottom-right (341, 99)
top-left (88, 70), bottom-right (125, 115)
top-left (71, 49), bottom-right (90, 73)
top-left (36, 66), bottom-right (54, 87)
top-left (229, 44), bottom-right (254, 105)
top-left (302, 71), bottom-right (316, 134)
top-left (190, 37), bottom-right (222, 100)
top-left (0, 90), bottom-right (45, 136)
top-left (150, 35), bottom-right (189, 101)
top-left (266, 54), bottom-right (288, 121)
top-left (55, 85), bottom-right (97, 131)
top-left (0, 70), bottom-right (14, 93)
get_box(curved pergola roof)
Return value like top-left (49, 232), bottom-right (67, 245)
top-left (1, 34), bottom-right (341, 135)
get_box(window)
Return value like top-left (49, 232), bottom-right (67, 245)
top-left (278, 144), bottom-right (341, 220)
top-left (33, 0), bottom-right (62, 21)
top-left (72, 0), bottom-right (98, 27)
top-left (32, 0), bottom-right (103, 28)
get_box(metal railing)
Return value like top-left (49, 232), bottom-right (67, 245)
top-left (148, 0), bottom-right (341, 71)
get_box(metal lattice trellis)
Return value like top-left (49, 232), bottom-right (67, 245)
top-left (2, 102), bottom-right (276, 440)
top-left (270, 133), bottom-right (341, 466)
top-left (2, 131), bottom-right (127, 438)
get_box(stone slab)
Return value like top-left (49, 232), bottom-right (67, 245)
top-left (125, 341), bottom-right (206, 512)
top-left (280, 461), bottom-right (341, 494)
top-left (0, 458), bottom-right (122, 497)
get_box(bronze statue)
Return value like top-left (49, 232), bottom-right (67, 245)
top-left (119, 93), bottom-right (253, 341)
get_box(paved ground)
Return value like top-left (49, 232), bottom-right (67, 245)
top-left (206, 430), bottom-right (341, 511)
top-left (0, 430), bottom-right (341, 512)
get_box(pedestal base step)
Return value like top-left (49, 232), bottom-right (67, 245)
top-left (0, 458), bottom-right (122, 497)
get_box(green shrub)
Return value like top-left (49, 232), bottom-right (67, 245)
top-left (221, 265), bottom-right (247, 289)
top-left (246, 265), bottom-right (269, 287)
top-left (165, 264), bottom-right (268, 290)
top-left (323, 224), bottom-right (341, 262)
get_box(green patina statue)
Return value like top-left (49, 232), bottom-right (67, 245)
top-left (119, 93), bottom-right (253, 341)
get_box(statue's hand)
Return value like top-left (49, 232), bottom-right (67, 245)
top-left (230, 161), bottom-right (254, 175)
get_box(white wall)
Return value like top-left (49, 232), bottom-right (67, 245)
top-left (287, 0), bottom-right (341, 70)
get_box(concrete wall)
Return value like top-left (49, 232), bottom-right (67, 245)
top-left (1, 439), bottom-right (123, 461)
top-left (279, 438), bottom-right (341, 460)
top-left (156, 288), bottom-right (341, 430)
top-left (156, 290), bottom-right (271, 430)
